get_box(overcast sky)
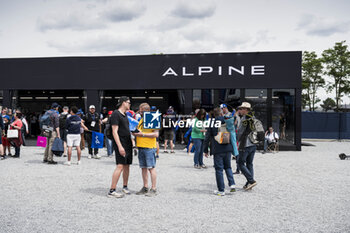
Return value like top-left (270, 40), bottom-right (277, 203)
top-left (0, 0), bottom-right (349, 104)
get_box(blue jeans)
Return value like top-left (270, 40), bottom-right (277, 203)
top-left (214, 152), bottom-right (235, 192)
top-left (15, 146), bottom-right (20, 156)
top-left (138, 148), bottom-right (156, 168)
top-left (106, 138), bottom-right (114, 156)
top-left (263, 139), bottom-right (268, 151)
top-left (238, 145), bottom-right (256, 183)
top-left (192, 138), bottom-right (204, 166)
top-left (235, 155), bottom-right (240, 172)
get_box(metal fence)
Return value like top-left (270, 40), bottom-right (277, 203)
top-left (302, 112), bottom-right (350, 139)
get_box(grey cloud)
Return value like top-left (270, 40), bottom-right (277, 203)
top-left (171, 1), bottom-right (216, 19)
top-left (37, 13), bottom-right (105, 32)
top-left (103, 3), bottom-right (146, 22)
top-left (297, 14), bottom-right (314, 29)
top-left (297, 15), bottom-right (350, 37)
top-left (47, 33), bottom-right (154, 54)
top-left (307, 22), bottom-right (350, 36)
top-left (142, 17), bottom-right (191, 31)
top-left (181, 25), bottom-right (212, 41)
top-left (252, 30), bottom-right (276, 46)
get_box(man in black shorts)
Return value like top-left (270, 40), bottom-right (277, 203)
top-left (108, 96), bottom-right (133, 198)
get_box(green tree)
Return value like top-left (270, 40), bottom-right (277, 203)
top-left (322, 41), bottom-right (350, 112)
top-left (302, 51), bottom-right (325, 111)
top-left (320, 98), bottom-right (336, 112)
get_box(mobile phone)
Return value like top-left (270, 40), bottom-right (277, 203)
top-left (131, 129), bottom-right (140, 133)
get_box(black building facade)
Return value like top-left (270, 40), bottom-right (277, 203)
top-left (0, 51), bottom-right (302, 150)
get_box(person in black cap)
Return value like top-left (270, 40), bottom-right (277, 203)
top-left (108, 96), bottom-right (133, 198)
top-left (100, 107), bottom-right (108, 120)
top-left (43, 102), bottom-right (60, 164)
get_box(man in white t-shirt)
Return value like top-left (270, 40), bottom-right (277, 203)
top-left (263, 127), bottom-right (279, 153)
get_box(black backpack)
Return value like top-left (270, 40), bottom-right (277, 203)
top-left (59, 114), bottom-right (68, 129)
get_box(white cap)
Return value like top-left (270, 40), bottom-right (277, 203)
top-left (89, 105), bottom-right (95, 109)
top-left (238, 102), bottom-right (251, 109)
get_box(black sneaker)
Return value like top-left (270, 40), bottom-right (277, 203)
top-left (43, 159), bottom-right (48, 163)
top-left (47, 160), bottom-right (57, 165)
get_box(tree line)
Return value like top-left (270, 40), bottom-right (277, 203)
top-left (302, 40), bottom-right (350, 112)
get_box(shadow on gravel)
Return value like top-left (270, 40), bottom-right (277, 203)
top-left (25, 160), bottom-right (45, 164)
top-left (80, 187), bottom-right (108, 196)
top-left (169, 164), bottom-right (203, 169)
top-left (175, 187), bottom-right (209, 194)
top-left (98, 160), bottom-right (117, 165)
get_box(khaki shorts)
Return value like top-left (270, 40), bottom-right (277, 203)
top-left (67, 134), bottom-right (81, 147)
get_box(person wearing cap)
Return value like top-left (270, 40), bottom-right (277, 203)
top-left (64, 106), bottom-right (88, 166)
top-left (108, 96), bottom-right (133, 198)
top-left (102, 110), bottom-right (114, 157)
top-left (100, 107), bottom-right (108, 120)
top-left (43, 102), bottom-right (60, 164)
top-left (83, 105), bottom-right (102, 159)
top-left (220, 104), bottom-right (232, 118)
top-left (236, 102), bottom-right (258, 190)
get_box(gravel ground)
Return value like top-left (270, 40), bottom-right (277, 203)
top-left (1, 142), bottom-right (350, 233)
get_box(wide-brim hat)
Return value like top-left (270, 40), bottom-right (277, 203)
top-left (238, 102), bottom-right (251, 109)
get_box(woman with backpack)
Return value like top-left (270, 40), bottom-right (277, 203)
top-left (8, 112), bottom-right (24, 158)
top-left (203, 107), bottom-right (236, 196)
top-left (191, 109), bottom-right (207, 169)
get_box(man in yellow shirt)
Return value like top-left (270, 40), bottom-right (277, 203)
top-left (133, 103), bottom-right (159, 197)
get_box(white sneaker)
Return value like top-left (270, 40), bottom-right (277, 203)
top-left (214, 190), bottom-right (225, 196)
top-left (77, 161), bottom-right (81, 165)
top-left (94, 154), bottom-right (101, 159)
top-left (107, 191), bottom-right (124, 198)
top-left (64, 161), bottom-right (71, 166)
top-left (122, 187), bottom-right (131, 195)
top-left (88, 155), bottom-right (92, 159)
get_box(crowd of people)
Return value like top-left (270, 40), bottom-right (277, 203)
top-left (1, 98), bottom-right (282, 197)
